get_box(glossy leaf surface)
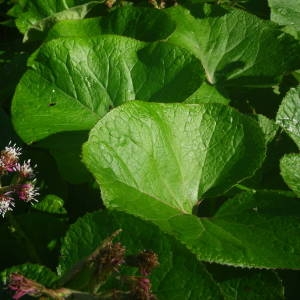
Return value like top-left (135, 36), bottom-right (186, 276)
top-left (82, 102), bottom-right (300, 268)
top-left (12, 35), bottom-right (203, 143)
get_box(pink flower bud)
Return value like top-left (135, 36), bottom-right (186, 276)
top-left (8, 273), bottom-right (44, 299)
top-left (0, 142), bottom-right (22, 173)
top-left (0, 193), bottom-right (15, 217)
top-left (129, 276), bottom-right (157, 300)
top-left (15, 182), bottom-right (39, 203)
top-left (14, 159), bottom-right (35, 179)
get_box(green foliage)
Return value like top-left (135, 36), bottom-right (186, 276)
top-left (165, 6), bottom-right (300, 86)
top-left (1, 0), bottom-right (300, 299)
top-left (276, 86), bottom-right (300, 148)
top-left (58, 210), bottom-right (223, 299)
top-left (280, 154), bottom-right (300, 197)
top-left (269, 0), bottom-right (300, 36)
top-left (219, 269), bottom-right (284, 299)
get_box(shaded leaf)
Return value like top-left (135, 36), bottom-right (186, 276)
top-left (33, 194), bottom-right (67, 215)
top-left (165, 6), bottom-right (300, 86)
top-left (276, 85), bottom-right (300, 148)
top-left (185, 82), bottom-right (230, 105)
top-left (280, 153), bottom-right (300, 197)
top-left (47, 5), bottom-right (176, 42)
top-left (8, 212), bottom-right (68, 268)
top-left (36, 131), bottom-right (92, 183)
top-left (58, 210), bottom-right (224, 299)
top-left (219, 270), bottom-right (284, 300)
top-left (256, 114), bottom-right (279, 144)
top-left (167, 190), bottom-right (300, 269)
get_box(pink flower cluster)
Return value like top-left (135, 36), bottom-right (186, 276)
top-left (0, 142), bottom-right (39, 217)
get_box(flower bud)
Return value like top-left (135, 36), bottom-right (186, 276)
top-left (8, 273), bottom-right (44, 299)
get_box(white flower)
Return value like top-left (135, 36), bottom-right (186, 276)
top-left (0, 193), bottom-right (15, 217)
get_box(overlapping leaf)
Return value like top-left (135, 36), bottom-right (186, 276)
top-left (165, 6), bottom-right (300, 86)
top-left (12, 35), bottom-right (203, 143)
top-left (47, 5), bottom-right (300, 88)
top-left (170, 190), bottom-right (300, 269)
top-left (83, 102), bottom-right (300, 268)
top-left (8, 0), bottom-right (103, 41)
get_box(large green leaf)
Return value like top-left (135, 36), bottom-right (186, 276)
top-left (276, 86), bottom-right (300, 148)
top-left (269, 0), bottom-right (300, 38)
top-left (82, 102), bottom-right (300, 268)
top-left (47, 5), bottom-right (176, 42)
top-left (12, 35), bottom-right (203, 182)
top-left (12, 35), bottom-right (203, 144)
top-left (83, 101), bottom-right (265, 216)
top-left (58, 210), bottom-right (223, 299)
top-left (280, 153), bottom-right (300, 197)
top-left (165, 6), bottom-right (300, 86)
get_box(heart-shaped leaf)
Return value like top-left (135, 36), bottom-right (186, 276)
top-left (82, 102), bottom-right (300, 268)
top-left (12, 35), bottom-right (203, 144)
top-left (12, 35), bottom-right (203, 182)
top-left (83, 101), bottom-right (265, 217)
